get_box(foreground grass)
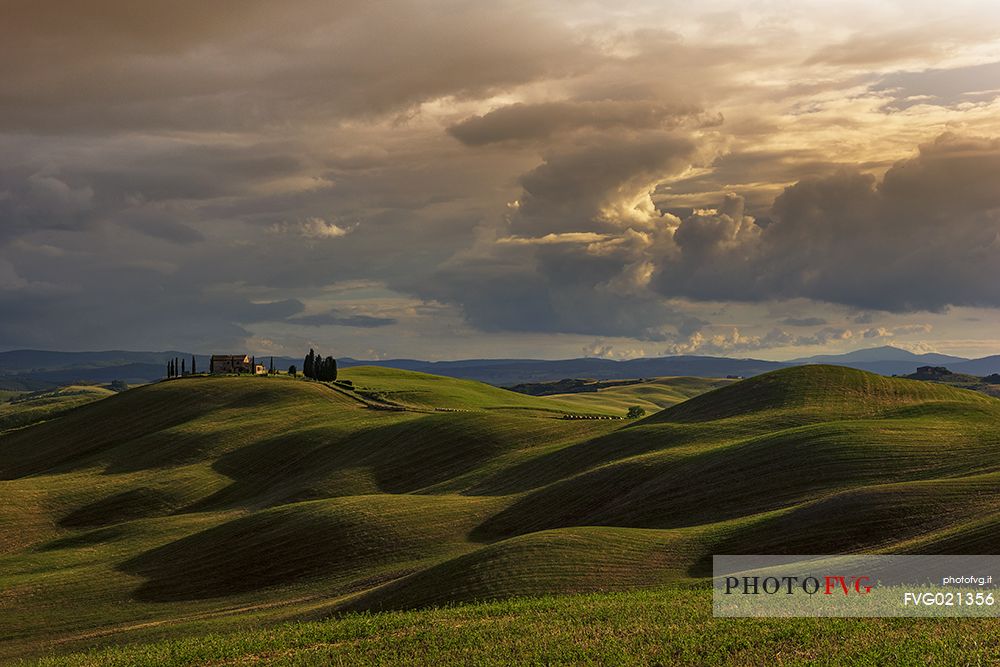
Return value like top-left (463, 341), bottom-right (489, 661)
top-left (24, 587), bottom-right (1000, 666)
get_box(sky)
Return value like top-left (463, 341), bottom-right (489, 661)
top-left (4, 1), bottom-right (1000, 361)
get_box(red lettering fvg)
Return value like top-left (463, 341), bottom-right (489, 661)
top-left (823, 575), bottom-right (873, 595)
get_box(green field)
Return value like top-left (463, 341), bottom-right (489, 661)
top-left (544, 376), bottom-right (734, 415)
top-left (5, 365), bottom-right (1000, 664)
top-left (0, 385), bottom-right (115, 433)
top-left (28, 588), bottom-right (1000, 666)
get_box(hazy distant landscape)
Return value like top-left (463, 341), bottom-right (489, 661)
top-left (4, 344), bottom-right (1000, 390)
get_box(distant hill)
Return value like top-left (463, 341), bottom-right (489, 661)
top-left (789, 345), bottom-right (966, 364)
top-left (903, 365), bottom-right (980, 383)
top-left (949, 355), bottom-right (1000, 375)
top-left (0, 349), bottom-right (203, 373)
top-left (790, 345), bottom-right (971, 376)
top-left (8, 345), bottom-right (1000, 388)
top-left (0, 350), bottom-right (300, 388)
top-left (338, 355), bottom-right (787, 385)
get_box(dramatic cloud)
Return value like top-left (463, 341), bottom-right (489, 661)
top-left (659, 133), bottom-right (1000, 311)
top-left (3, 1), bottom-right (1000, 358)
top-left (781, 317), bottom-right (829, 327)
top-left (287, 309), bottom-right (397, 328)
top-left (425, 130), bottom-right (1000, 348)
top-left (447, 101), bottom-right (709, 145)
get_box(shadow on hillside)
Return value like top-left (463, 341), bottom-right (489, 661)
top-left (59, 487), bottom-right (178, 528)
top-left (465, 421), bottom-right (743, 496)
top-left (0, 388), bottom-right (224, 479)
top-left (470, 417), bottom-right (1000, 542)
top-left (183, 413), bottom-right (523, 512)
top-left (117, 494), bottom-right (487, 602)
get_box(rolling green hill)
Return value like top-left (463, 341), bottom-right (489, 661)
top-left (5, 364), bottom-right (1000, 664)
top-left (338, 366), bottom-right (618, 414)
top-left (0, 385), bottom-right (115, 434)
top-left (541, 376), bottom-right (734, 415)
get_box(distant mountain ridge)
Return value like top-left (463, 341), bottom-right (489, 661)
top-left (2, 345), bottom-right (999, 387)
top-left (336, 355), bottom-right (787, 385)
top-left (789, 345), bottom-right (966, 365)
top-left (788, 345), bottom-right (973, 377)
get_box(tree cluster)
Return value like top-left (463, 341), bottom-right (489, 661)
top-left (166, 355), bottom-right (198, 378)
top-left (626, 406), bottom-right (646, 419)
top-left (303, 348), bottom-right (338, 381)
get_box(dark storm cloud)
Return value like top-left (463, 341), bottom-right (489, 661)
top-left (3, 1), bottom-right (1000, 355)
top-left (120, 211), bottom-right (205, 245)
top-left (422, 250), bottom-right (707, 341)
top-left (237, 299), bottom-right (305, 323)
top-left (512, 133), bottom-right (701, 235)
top-left (429, 132), bottom-right (1000, 342)
top-left (447, 101), bottom-right (707, 145)
top-left (0, 1), bottom-right (596, 132)
top-left (780, 317), bottom-right (828, 327)
top-left (0, 267), bottom-right (303, 350)
top-left (287, 310), bottom-right (397, 328)
top-left (409, 133), bottom-right (712, 341)
top-left (652, 133), bottom-right (1000, 311)
top-left (663, 148), bottom-right (857, 212)
top-left (0, 171), bottom-right (94, 240)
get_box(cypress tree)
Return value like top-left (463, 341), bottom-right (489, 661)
top-left (269, 356), bottom-right (275, 374)
top-left (167, 361), bottom-right (172, 378)
top-left (191, 356), bottom-right (196, 374)
top-left (182, 359), bottom-right (186, 375)
top-left (304, 349), bottom-right (315, 379)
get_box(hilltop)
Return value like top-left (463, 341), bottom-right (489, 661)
top-left (5, 364), bottom-right (1000, 662)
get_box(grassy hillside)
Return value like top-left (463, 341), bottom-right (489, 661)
top-left (339, 366), bottom-right (618, 414)
top-left (30, 588), bottom-right (1000, 667)
top-left (4, 364), bottom-right (1000, 663)
top-left (0, 385), bottom-right (115, 433)
top-left (543, 376), bottom-right (733, 415)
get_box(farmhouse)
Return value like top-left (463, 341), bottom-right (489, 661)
top-left (210, 354), bottom-right (252, 374)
